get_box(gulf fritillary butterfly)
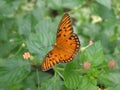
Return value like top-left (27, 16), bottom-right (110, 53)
top-left (41, 13), bottom-right (80, 71)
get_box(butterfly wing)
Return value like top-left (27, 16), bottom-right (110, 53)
top-left (41, 13), bottom-right (80, 71)
top-left (41, 48), bottom-right (60, 71)
top-left (57, 13), bottom-right (73, 40)
top-left (58, 33), bottom-right (80, 63)
top-left (56, 13), bottom-right (80, 63)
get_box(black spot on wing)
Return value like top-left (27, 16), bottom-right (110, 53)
top-left (64, 34), bottom-right (66, 37)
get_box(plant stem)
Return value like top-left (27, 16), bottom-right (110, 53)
top-left (36, 69), bottom-right (40, 90)
top-left (15, 44), bottom-right (23, 56)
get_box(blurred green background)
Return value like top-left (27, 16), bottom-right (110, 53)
top-left (0, 0), bottom-right (120, 90)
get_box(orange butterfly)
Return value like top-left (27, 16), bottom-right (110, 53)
top-left (41, 13), bottom-right (80, 71)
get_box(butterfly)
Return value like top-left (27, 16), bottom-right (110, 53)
top-left (41, 13), bottom-right (80, 71)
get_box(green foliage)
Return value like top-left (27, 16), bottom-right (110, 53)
top-left (80, 41), bottom-right (105, 66)
top-left (0, 57), bottom-right (31, 89)
top-left (0, 0), bottom-right (120, 90)
top-left (64, 61), bottom-right (81, 89)
top-left (78, 76), bottom-right (98, 90)
top-left (40, 75), bottom-right (64, 90)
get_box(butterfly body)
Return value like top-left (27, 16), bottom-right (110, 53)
top-left (41, 13), bottom-right (80, 71)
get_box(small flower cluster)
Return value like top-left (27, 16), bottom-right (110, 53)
top-left (82, 61), bottom-right (91, 70)
top-left (23, 52), bottom-right (31, 60)
top-left (108, 60), bottom-right (116, 69)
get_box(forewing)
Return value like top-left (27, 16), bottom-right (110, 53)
top-left (56, 13), bottom-right (73, 43)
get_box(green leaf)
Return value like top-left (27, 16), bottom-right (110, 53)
top-left (64, 61), bottom-right (81, 89)
top-left (32, 7), bottom-right (45, 22)
top-left (81, 41), bottom-right (105, 66)
top-left (64, 74), bottom-right (81, 89)
top-left (114, 46), bottom-right (120, 61)
top-left (32, 0), bottom-right (48, 22)
top-left (39, 71), bottom-right (53, 82)
top-left (82, 23), bottom-right (101, 39)
top-left (16, 14), bottom-right (31, 36)
top-left (0, 27), bottom-right (7, 41)
top-left (114, 46), bottom-right (120, 55)
top-left (0, 0), bottom-right (21, 17)
top-left (26, 19), bottom-right (57, 62)
top-left (62, 0), bottom-right (83, 9)
top-left (40, 75), bottom-right (64, 90)
top-left (20, 73), bottom-right (37, 90)
top-left (92, 3), bottom-right (115, 19)
top-left (0, 58), bottom-right (31, 86)
top-left (108, 72), bottom-right (120, 85)
top-left (98, 73), bottom-right (115, 87)
top-left (107, 85), bottom-right (120, 90)
top-left (110, 26), bottom-right (119, 41)
top-left (96, 0), bottom-right (111, 9)
top-left (78, 76), bottom-right (98, 90)
top-left (47, 0), bottom-right (83, 10)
